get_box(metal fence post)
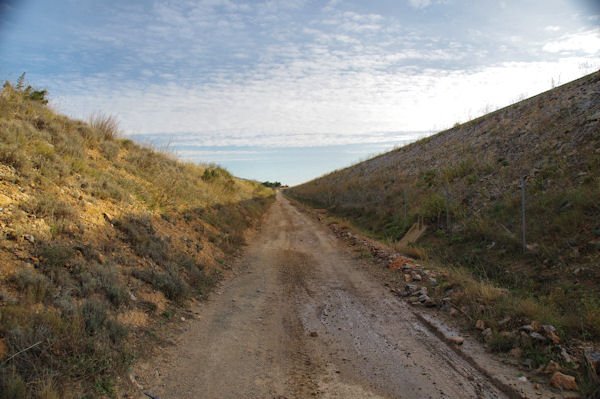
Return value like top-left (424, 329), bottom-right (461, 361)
top-left (403, 187), bottom-right (407, 219)
top-left (521, 175), bottom-right (526, 252)
top-left (444, 183), bottom-right (450, 232)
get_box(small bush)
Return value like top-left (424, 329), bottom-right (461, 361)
top-left (21, 194), bottom-right (75, 221)
top-left (132, 268), bottom-right (189, 301)
top-left (202, 165), bottom-right (232, 182)
top-left (105, 318), bottom-right (128, 344)
top-left (487, 333), bottom-right (515, 353)
top-left (96, 264), bottom-right (129, 308)
top-left (38, 243), bottom-right (76, 271)
top-left (100, 140), bottom-right (120, 161)
top-left (82, 299), bottom-right (107, 335)
top-left (10, 268), bottom-right (50, 303)
top-left (116, 214), bottom-right (170, 264)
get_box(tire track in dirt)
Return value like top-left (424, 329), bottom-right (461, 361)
top-left (133, 192), bottom-right (512, 399)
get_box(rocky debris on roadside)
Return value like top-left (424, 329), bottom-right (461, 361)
top-left (324, 218), bottom-right (596, 395)
top-left (585, 349), bottom-right (600, 382)
top-left (541, 324), bottom-right (560, 344)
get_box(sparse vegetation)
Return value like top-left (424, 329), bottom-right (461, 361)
top-left (287, 71), bottom-right (600, 393)
top-left (0, 76), bottom-right (275, 397)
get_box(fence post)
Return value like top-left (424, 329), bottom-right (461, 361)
top-left (403, 187), bottom-right (407, 219)
top-left (521, 175), bottom-right (526, 252)
top-left (444, 183), bottom-right (450, 232)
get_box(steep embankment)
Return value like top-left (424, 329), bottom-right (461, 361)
top-left (0, 80), bottom-right (274, 397)
top-left (289, 72), bottom-right (600, 391)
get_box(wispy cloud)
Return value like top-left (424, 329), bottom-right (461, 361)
top-left (543, 30), bottom-right (600, 54)
top-left (4, 0), bottom-right (599, 150)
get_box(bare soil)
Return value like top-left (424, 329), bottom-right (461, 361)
top-left (132, 193), bottom-right (551, 399)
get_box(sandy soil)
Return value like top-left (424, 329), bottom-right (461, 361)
top-left (133, 193), bottom-right (519, 399)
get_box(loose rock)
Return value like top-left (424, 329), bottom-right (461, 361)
top-left (475, 320), bottom-right (485, 330)
top-left (530, 332), bottom-right (547, 342)
top-left (584, 349), bottom-right (600, 380)
top-left (448, 336), bottom-right (464, 345)
top-left (543, 360), bottom-right (561, 374)
top-left (550, 372), bottom-right (578, 391)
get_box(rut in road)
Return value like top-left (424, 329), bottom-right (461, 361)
top-left (134, 192), bottom-right (507, 399)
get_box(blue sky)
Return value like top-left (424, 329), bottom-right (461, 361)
top-left (1, 0), bottom-right (599, 185)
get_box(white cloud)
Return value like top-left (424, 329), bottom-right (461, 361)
top-left (407, 0), bottom-right (449, 9)
top-left (543, 30), bottom-right (600, 54)
top-left (408, 0), bottom-right (431, 9)
top-left (544, 25), bottom-right (561, 32)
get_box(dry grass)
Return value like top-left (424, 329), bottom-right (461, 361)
top-left (0, 78), bottom-right (275, 397)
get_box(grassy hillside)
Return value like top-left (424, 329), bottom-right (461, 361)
top-left (0, 78), bottom-right (274, 398)
top-left (288, 72), bottom-right (600, 376)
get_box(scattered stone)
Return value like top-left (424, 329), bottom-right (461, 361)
top-left (584, 349), bottom-right (600, 379)
top-left (482, 328), bottom-right (493, 340)
top-left (388, 256), bottom-right (414, 270)
top-left (128, 291), bottom-right (137, 301)
top-left (309, 331), bottom-right (318, 337)
top-left (428, 277), bottom-right (437, 286)
top-left (520, 324), bottom-right (534, 332)
top-left (403, 274), bottom-right (412, 282)
top-left (530, 320), bottom-right (540, 331)
top-left (448, 336), bottom-right (464, 345)
top-left (550, 372), bottom-right (578, 391)
top-left (518, 376), bottom-right (528, 382)
top-left (418, 294), bottom-right (435, 307)
top-left (498, 317), bottom-right (511, 326)
top-left (541, 325), bottom-right (560, 344)
top-left (180, 317), bottom-right (186, 321)
top-left (543, 360), bottom-right (562, 374)
top-left (509, 348), bottom-right (522, 359)
top-left (530, 332), bottom-right (547, 342)
top-left (560, 347), bottom-right (573, 364)
top-left (406, 284), bottom-right (418, 294)
top-left (412, 273), bottom-right (422, 282)
top-left (475, 320), bottom-right (486, 330)
top-left (24, 234), bottom-right (34, 243)
top-left (417, 287), bottom-right (428, 296)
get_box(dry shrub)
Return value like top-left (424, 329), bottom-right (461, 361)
top-left (88, 112), bottom-right (120, 140)
top-left (393, 243), bottom-right (427, 260)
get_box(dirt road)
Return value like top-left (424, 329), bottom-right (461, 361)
top-left (134, 193), bottom-right (511, 398)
